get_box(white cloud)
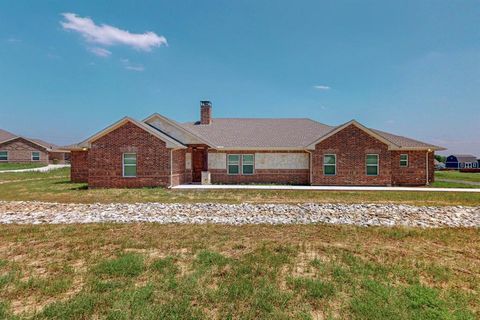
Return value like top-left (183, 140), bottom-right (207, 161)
top-left (313, 85), bottom-right (331, 90)
top-left (60, 13), bottom-right (167, 51)
top-left (89, 47), bottom-right (111, 57)
top-left (121, 58), bottom-right (144, 71)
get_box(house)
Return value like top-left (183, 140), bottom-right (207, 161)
top-left (434, 159), bottom-right (445, 170)
top-left (68, 101), bottom-right (444, 188)
top-left (0, 128), bottom-right (70, 164)
top-left (445, 154), bottom-right (478, 169)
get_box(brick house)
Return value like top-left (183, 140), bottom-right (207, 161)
top-left (0, 129), bottom-right (70, 164)
top-left (68, 101), bottom-right (444, 188)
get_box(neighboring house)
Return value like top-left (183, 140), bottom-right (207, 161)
top-left (68, 101), bottom-right (444, 188)
top-left (434, 159), bottom-right (445, 170)
top-left (445, 154), bottom-right (478, 169)
top-left (0, 128), bottom-right (70, 164)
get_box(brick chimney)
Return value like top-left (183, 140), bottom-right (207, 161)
top-left (200, 101), bottom-right (212, 125)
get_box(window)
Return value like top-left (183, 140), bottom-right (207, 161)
top-left (32, 151), bottom-right (40, 161)
top-left (366, 154), bottom-right (379, 176)
top-left (242, 154), bottom-right (254, 175)
top-left (400, 154), bottom-right (408, 167)
top-left (123, 153), bottom-right (137, 177)
top-left (0, 151), bottom-right (7, 161)
top-left (323, 154), bottom-right (336, 175)
top-left (227, 154), bottom-right (240, 175)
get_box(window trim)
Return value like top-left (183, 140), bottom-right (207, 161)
top-left (122, 153), bottom-right (137, 178)
top-left (241, 154), bottom-right (255, 175)
top-left (31, 151), bottom-right (40, 161)
top-left (366, 154), bottom-right (379, 176)
top-left (399, 154), bottom-right (408, 167)
top-left (0, 150), bottom-right (7, 161)
top-left (227, 154), bottom-right (240, 175)
top-left (323, 154), bottom-right (336, 176)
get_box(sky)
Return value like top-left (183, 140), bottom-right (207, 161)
top-left (0, 1), bottom-right (479, 155)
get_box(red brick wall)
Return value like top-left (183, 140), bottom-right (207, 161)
top-left (208, 149), bottom-right (310, 185)
top-left (171, 149), bottom-right (186, 186)
top-left (87, 121), bottom-right (173, 188)
top-left (311, 124), bottom-right (392, 185)
top-left (391, 151), bottom-right (434, 185)
top-left (71, 150), bottom-right (88, 183)
top-left (0, 138), bottom-right (48, 164)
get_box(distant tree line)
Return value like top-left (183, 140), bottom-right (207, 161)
top-left (435, 155), bottom-right (446, 163)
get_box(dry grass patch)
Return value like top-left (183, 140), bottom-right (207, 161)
top-left (0, 224), bottom-right (478, 319)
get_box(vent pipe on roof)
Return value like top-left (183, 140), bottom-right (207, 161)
top-left (200, 101), bottom-right (212, 125)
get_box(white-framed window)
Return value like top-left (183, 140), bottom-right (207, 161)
top-left (0, 151), bottom-right (7, 161)
top-left (366, 154), bottom-right (379, 176)
top-left (400, 154), bottom-right (408, 167)
top-left (123, 153), bottom-right (137, 177)
top-left (227, 154), bottom-right (240, 175)
top-left (323, 154), bottom-right (336, 175)
top-left (465, 162), bottom-right (472, 169)
top-left (32, 151), bottom-right (40, 161)
top-left (242, 154), bottom-right (254, 175)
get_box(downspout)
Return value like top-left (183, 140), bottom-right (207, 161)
top-left (305, 150), bottom-right (313, 185)
top-left (168, 149), bottom-right (173, 188)
top-left (425, 149), bottom-right (431, 186)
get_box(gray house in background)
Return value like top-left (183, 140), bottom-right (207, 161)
top-left (445, 154), bottom-right (478, 169)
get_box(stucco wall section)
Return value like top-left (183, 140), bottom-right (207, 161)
top-left (208, 152), bottom-right (226, 169)
top-left (255, 153), bottom-right (309, 169)
top-left (185, 152), bottom-right (192, 170)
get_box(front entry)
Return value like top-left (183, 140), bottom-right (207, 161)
top-left (192, 147), bottom-right (207, 182)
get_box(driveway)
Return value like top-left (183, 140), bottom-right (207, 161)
top-left (0, 164), bottom-right (70, 173)
top-left (173, 184), bottom-right (480, 193)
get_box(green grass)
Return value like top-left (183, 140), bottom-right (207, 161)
top-left (435, 170), bottom-right (480, 183)
top-left (0, 163), bottom-right (47, 171)
top-left (0, 224), bottom-right (478, 319)
top-left (0, 168), bottom-right (479, 206)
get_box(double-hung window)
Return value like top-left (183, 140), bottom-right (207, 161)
top-left (0, 151), bottom-right (7, 161)
top-left (323, 154), bottom-right (336, 175)
top-left (123, 153), bottom-right (137, 177)
top-left (400, 154), bottom-right (408, 167)
top-left (242, 154), bottom-right (254, 175)
top-left (32, 151), bottom-right (40, 161)
top-left (366, 154), bottom-right (379, 176)
top-left (227, 155), bottom-right (240, 175)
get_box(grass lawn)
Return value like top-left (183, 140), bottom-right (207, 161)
top-left (0, 163), bottom-right (47, 171)
top-left (435, 171), bottom-right (480, 183)
top-left (0, 168), bottom-right (479, 206)
top-left (0, 224), bottom-right (478, 319)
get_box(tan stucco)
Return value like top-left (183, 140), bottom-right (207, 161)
top-left (208, 153), bottom-right (227, 169)
top-left (185, 152), bottom-right (192, 170)
top-left (255, 153), bottom-right (309, 169)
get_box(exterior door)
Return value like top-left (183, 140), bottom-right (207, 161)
top-left (192, 148), bottom-right (206, 182)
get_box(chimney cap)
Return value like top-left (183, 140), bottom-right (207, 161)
top-left (200, 100), bottom-right (212, 107)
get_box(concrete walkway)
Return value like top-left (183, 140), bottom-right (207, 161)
top-left (0, 164), bottom-right (70, 173)
top-left (173, 184), bottom-right (480, 193)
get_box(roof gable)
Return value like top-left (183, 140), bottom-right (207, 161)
top-left (76, 117), bottom-right (186, 149)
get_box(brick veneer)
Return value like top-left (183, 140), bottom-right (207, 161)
top-left (0, 138), bottom-right (48, 164)
top-left (71, 150), bottom-right (88, 182)
top-left (208, 149), bottom-right (310, 185)
top-left (87, 121), bottom-right (176, 188)
top-left (311, 124), bottom-right (392, 185)
top-left (391, 150), bottom-right (434, 185)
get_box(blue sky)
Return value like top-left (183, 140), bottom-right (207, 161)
top-left (0, 1), bottom-right (479, 155)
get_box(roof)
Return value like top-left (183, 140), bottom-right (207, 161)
top-left (0, 128), bottom-right (67, 152)
top-left (449, 154), bottom-right (477, 163)
top-left (181, 118), bottom-right (334, 149)
top-left (371, 129), bottom-right (444, 150)
top-left (0, 128), bottom-right (17, 143)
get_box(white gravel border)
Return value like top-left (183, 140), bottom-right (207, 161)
top-left (0, 201), bottom-right (479, 227)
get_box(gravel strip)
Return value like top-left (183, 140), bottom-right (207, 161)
top-left (0, 201), bottom-right (479, 227)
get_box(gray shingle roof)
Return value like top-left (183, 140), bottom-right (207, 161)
top-left (0, 128), bottom-right (17, 143)
top-left (181, 118), bottom-right (334, 148)
top-left (179, 118), bottom-right (443, 150)
top-left (450, 154), bottom-right (477, 163)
